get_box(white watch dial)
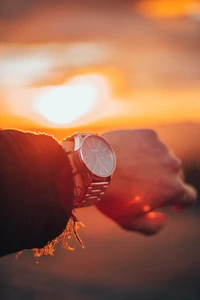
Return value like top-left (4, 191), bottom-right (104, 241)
top-left (80, 135), bottom-right (116, 177)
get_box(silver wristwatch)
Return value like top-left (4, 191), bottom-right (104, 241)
top-left (62, 133), bottom-right (116, 208)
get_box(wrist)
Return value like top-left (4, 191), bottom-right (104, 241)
top-left (61, 139), bottom-right (86, 209)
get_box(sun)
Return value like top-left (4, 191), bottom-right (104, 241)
top-left (35, 75), bottom-right (104, 126)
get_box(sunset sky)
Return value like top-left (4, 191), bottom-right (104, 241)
top-left (0, 0), bottom-right (200, 131)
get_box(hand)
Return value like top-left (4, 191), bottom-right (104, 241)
top-left (96, 130), bottom-right (197, 235)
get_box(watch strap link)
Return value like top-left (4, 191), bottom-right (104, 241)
top-left (76, 180), bottom-right (109, 208)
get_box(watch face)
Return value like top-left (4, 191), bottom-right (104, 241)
top-left (80, 135), bottom-right (116, 177)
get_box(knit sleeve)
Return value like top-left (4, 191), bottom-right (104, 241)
top-left (0, 129), bottom-right (75, 257)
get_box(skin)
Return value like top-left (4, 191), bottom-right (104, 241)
top-left (96, 129), bottom-right (197, 235)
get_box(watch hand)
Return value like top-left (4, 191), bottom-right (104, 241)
top-left (93, 155), bottom-right (98, 172)
top-left (96, 154), bottom-right (102, 166)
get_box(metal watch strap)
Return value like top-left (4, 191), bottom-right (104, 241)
top-left (76, 180), bottom-right (109, 208)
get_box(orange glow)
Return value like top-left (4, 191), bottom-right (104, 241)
top-left (143, 205), bottom-right (151, 213)
top-left (33, 73), bottom-right (116, 127)
top-left (125, 196), bottom-right (141, 208)
top-left (5, 73), bottom-right (112, 128)
top-left (0, 40), bottom-right (200, 130)
top-left (35, 76), bottom-right (99, 126)
top-left (147, 212), bottom-right (156, 219)
top-left (136, 0), bottom-right (200, 18)
top-left (135, 196), bottom-right (141, 202)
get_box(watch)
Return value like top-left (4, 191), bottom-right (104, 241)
top-left (61, 133), bottom-right (116, 208)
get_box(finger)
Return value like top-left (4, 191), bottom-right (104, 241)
top-left (120, 212), bottom-right (166, 235)
top-left (172, 183), bottom-right (197, 209)
top-left (161, 176), bottom-right (197, 208)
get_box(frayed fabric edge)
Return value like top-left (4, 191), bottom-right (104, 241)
top-left (16, 213), bottom-right (85, 264)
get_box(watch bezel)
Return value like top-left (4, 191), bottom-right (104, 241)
top-left (78, 135), bottom-right (116, 178)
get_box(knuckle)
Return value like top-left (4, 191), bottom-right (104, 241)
top-left (168, 155), bottom-right (182, 172)
top-left (136, 130), bottom-right (159, 149)
top-left (158, 141), bottom-right (169, 154)
top-left (143, 129), bottom-right (158, 139)
top-left (174, 183), bottom-right (185, 198)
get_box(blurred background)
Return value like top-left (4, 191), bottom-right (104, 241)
top-left (0, 0), bottom-right (200, 299)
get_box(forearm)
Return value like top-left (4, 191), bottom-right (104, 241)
top-left (0, 129), bottom-right (75, 257)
